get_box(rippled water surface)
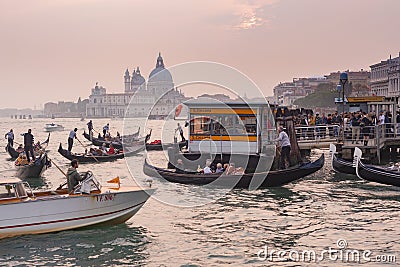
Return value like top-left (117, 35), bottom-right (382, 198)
top-left (0, 118), bottom-right (399, 266)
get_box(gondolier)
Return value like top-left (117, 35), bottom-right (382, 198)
top-left (4, 129), bottom-right (14, 147)
top-left (87, 120), bottom-right (93, 135)
top-left (103, 123), bottom-right (109, 138)
top-left (275, 126), bottom-right (291, 169)
top-left (175, 123), bottom-right (185, 142)
top-left (68, 128), bottom-right (78, 152)
top-left (67, 159), bottom-right (85, 193)
top-left (23, 129), bottom-right (35, 163)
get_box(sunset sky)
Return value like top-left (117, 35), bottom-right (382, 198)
top-left (0, 0), bottom-right (399, 108)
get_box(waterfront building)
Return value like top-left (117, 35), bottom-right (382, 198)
top-left (326, 70), bottom-right (370, 89)
top-left (370, 54), bottom-right (400, 101)
top-left (86, 53), bottom-right (188, 118)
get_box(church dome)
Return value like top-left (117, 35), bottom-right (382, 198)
top-left (131, 67), bottom-right (146, 86)
top-left (148, 53), bottom-right (173, 83)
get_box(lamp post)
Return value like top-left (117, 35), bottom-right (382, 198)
top-left (339, 72), bottom-right (348, 143)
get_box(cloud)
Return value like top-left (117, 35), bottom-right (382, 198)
top-left (222, 0), bottom-right (280, 30)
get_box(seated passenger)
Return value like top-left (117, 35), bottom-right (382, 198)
top-left (203, 161), bottom-right (212, 174)
top-left (175, 159), bottom-right (185, 174)
top-left (225, 165), bottom-right (236, 175)
top-left (215, 163), bottom-right (224, 174)
top-left (107, 144), bottom-right (115, 155)
top-left (16, 155), bottom-right (29, 166)
top-left (234, 167), bottom-right (245, 175)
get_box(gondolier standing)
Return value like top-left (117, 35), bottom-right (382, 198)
top-left (68, 128), bottom-right (78, 152)
top-left (23, 129), bottom-right (35, 163)
top-left (103, 123), bottom-right (109, 138)
top-left (175, 123), bottom-right (185, 142)
top-left (87, 120), bottom-right (93, 135)
top-left (275, 126), bottom-right (291, 169)
top-left (5, 129), bottom-right (14, 147)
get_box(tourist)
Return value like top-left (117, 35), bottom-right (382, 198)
top-left (103, 123), bottom-right (109, 138)
top-left (215, 163), bottom-right (224, 174)
top-left (68, 128), bottom-right (78, 152)
top-left (100, 143), bottom-right (108, 155)
top-left (4, 129), bottom-right (14, 147)
top-left (23, 129), bottom-right (35, 163)
top-left (107, 144), bottom-right (115, 155)
top-left (396, 111), bottom-right (400, 136)
top-left (203, 161), bottom-right (212, 174)
top-left (275, 126), bottom-right (291, 169)
top-left (361, 113), bottom-right (372, 146)
top-left (176, 123), bottom-right (186, 142)
top-left (175, 159), bottom-right (185, 174)
top-left (351, 114), bottom-right (360, 144)
top-left (67, 159), bottom-right (85, 193)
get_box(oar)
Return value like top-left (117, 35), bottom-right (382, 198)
top-left (76, 137), bottom-right (99, 163)
top-left (46, 156), bottom-right (69, 190)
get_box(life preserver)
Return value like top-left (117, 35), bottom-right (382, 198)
top-left (175, 104), bottom-right (183, 117)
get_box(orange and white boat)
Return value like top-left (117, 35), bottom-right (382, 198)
top-left (0, 174), bottom-right (154, 239)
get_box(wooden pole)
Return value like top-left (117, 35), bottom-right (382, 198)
top-left (76, 137), bottom-right (99, 163)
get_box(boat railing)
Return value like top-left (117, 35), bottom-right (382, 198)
top-left (294, 125), bottom-right (340, 143)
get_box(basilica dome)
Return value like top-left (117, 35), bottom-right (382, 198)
top-left (148, 53), bottom-right (173, 83)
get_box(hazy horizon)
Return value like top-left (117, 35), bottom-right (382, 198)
top-left (1, 0), bottom-right (399, 109)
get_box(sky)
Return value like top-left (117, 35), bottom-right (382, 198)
top-left (0, 0), bottom-right (399, 109)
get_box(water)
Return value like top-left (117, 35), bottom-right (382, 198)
top-left (0, 118), bottom-right (399, 266)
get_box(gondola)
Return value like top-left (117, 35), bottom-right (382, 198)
top-left (145, 140), bottom-right (187, 151)
top-left (329, 144), bottom-right (355, 175)
top-left (83, 128), bottom-right (141, 142)
top-left (83, 130), bottom-right (150, 150)
top-left (143, 154), bottom-right (324, 188)
top-left (5, 133), bottom-right (50, 159)
top-left (354, 147), bottom-right (400, 187)
top-left (15, 153), bottom-right (51, 179)
top-left (57, 143), bottom-right (143, 163)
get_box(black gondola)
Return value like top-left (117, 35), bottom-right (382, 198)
top-left (15, 153), bottom-right (51, 179)
top-left (329, 143), bottom-right (356, 175)
top-left (145, 140), bottom-right (187, 151)
top-left (332, 154), bottom-right (355, 175)
top-left (83, 130), bottom-right (151, 150)
top-left (57, 143), bottom-right (143, 163)
top-left (5, 133), bottom-right (50, 159)
top-left (354, 147), bottom-right (400, 187)
top-left (143, 154), bottom-right (324, 188)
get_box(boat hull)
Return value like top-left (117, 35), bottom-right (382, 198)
top-left (332, 154), bottom-right (356, 175)
top-left (357, 160), bottom-right (400, 187)
top-left (15, 154), bottom-right (49, 179)
top-left (0, 189), bottom-right (153, 239)
top-left (144, 154), bottom-right (324, 188)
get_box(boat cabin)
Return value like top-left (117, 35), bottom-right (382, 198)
top-left (184, 100), bottom-right (276, 154)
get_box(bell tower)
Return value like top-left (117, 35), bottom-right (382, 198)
top-left (124, 68), bottom-right (131, 92)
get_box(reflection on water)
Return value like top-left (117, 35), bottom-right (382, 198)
top-left (0, 224), bottom-right (149, 266)
top-left (0, 119), bottom-right (400, 266)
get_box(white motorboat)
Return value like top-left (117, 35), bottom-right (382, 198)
top-left (0, 174), bottom-right (154, 239)
top-left (44, 123), bottom-right (64, 132)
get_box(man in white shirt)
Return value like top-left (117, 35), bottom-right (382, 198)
top-left (68, 128), bottom-right (78, 152)
top-left (275, 126), bottom-right (291, 169)
top-left (379, 112), bottom-right (385, 125)
top-left (203, 161), bottom-right (212, 174)
top-left (4, 129), bottom-right (14, 147)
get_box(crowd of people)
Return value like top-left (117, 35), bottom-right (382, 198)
top-left (290, 110), bottom-right (400, 145)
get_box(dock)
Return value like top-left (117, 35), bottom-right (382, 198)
top-left (293, 124), bottom-right (400, 163)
